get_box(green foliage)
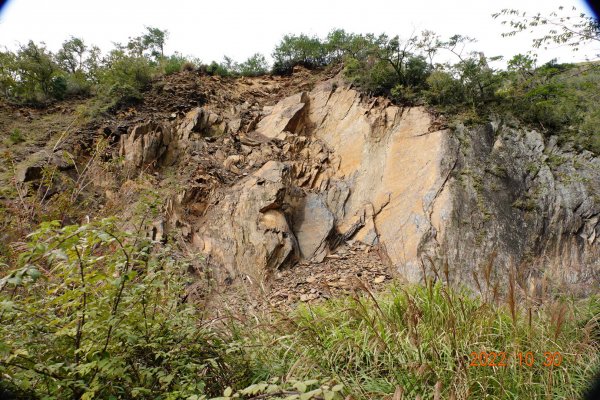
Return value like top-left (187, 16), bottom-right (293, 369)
top-left (498, 59), bottom-right (600, 152)
top-left (161, 52), bottom-right (188, 75)
top-left (8, 128), bottom-right (25, 144)
top-left (238, 53), bottom-right (269, 77)
top-left (423, 70), bottom-right (463, 106)
top-left (214, 378), bottom-right (344, 400)
top-left (0, 50), bottom-right (18, 99)
top-left (247, 283), bottom-right (600, 399)
top-left (0, 219), bottom-right (251, 399)
top-left (56, 37), bottom-right (87, 74)
top-left (205, 60), bottom-right (232, 77)
top-left (1, 41), bottom-right (62, 103)
top-left (493, 6), bottom-right (600, 52)
top-left (272, 34), bottom-right (328, 74)
top-left (50, 75), bottom-right (68, 100)
top-left (92, 50), bottom-right (153, 112)
top-left (344, 56), bottom-right (398, 95)
top-left (65, 70), bottom-right (93, 96)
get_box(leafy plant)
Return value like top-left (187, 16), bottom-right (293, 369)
top-left (0, 218), bottom-right (250, 399)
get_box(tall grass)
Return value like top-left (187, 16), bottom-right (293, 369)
top-left (242, 281), bottom-right (600, 399)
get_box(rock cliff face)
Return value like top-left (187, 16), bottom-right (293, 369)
top-left (117, 73), bottom-right (599, 293)
top-left (442, 122), bottom-right (600, 294)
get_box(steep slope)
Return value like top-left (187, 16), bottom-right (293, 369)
top-left (115, 71), bottom-right (598, 297)
top-left (4, 67), bottom-right (598, 304)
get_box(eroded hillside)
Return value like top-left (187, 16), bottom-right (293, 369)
top-left (2, 66), bottom-right (599, 312)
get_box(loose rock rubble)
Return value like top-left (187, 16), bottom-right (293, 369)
top-left (201, 241), bottom-right (396, 317)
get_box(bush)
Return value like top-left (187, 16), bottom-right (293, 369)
top-left (93, 52), bottom-right (153, 112)
top-left (272, 34), bottom-right (328, 75)
top-left (105, 82), bottom-right (143, 108)
top-left (205, 61), bottom-right (231, 77)
top-left (98, 52), bottom-right (153, 92)
top-left (182, 61), bottom-right (196, 72)
top-left (0, 219), bottom-right (251, 399)
top-left (161, 53), bottom-right (188, 75)
top-left (50, 75), bottom-right (67, 100)
top-left (344, 56), bottom-right (398, 96)
top-left (424, 70), bottom-right (463, 106)
top-left (238, 53), bottom-right (269, 77)
top-left (65, 71), bottom-right (92, 96)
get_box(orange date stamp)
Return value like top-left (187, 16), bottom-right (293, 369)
top-left (468, 351), bottom-right (563, 367)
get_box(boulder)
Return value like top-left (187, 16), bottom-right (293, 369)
top-left (290, 192), bottom-right (334, 262)
top-left (255, 92), bottom-right (309, 139)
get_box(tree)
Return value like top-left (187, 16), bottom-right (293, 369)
top-left (0, 50), bottom-right (18, 98)
top-left (15, 41), bottom-right (58, 99)
top-left (493, 6), bottom-right (600, 53)
top-left (56, 37), bottom-right (87, 73)
top-left (142, 26), bottom-right (168, 59)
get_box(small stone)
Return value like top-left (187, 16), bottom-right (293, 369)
top-left (374, 276), bottom-right (386, 284)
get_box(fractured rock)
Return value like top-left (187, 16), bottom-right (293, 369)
top-left (290, 192), bottom-right (334, 262)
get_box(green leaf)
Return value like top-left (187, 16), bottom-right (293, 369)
top-left (26, 267), bottom-right (41, 280)
top-left (294, 382), bottom-right (307, 393)
top-left (332, 384), bottom-right (343, 392)
top-left (223, 387), bottom-right (232, 397)
top-left (300, 389), bottom-right (322, 400)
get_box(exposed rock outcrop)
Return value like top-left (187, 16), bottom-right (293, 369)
top-left (441, 122), bottom-right (600, 293)
top-left (113, 73), bottom-right (599, 293)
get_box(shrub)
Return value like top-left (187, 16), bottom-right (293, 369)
top-left (50, 75), bottom-right (68, 100)
top-left (161, 53), bottom-right (188, 75)
top-left (205, 61), bottom-right (231, 77)
top-left (424, 70), bottom-right (463, 106)
top-left (105, 82), bottom-right (143, 108)
top-left (93, 52), bottom-right (153, 112)
top-left (238, 53), bottom-right (269, 77)
top-left (0, 219), bottom-right (251, 399)
top-left (344, 56), bottom-right (398, 96)
top-left (182, 61), bottom-right (196, 72)
top-left (65, 71), bottom-right (92, 96)
top-left (272, 34), bottom-right (328, 75)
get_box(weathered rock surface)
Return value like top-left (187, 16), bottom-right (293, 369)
top-left (15, 150), bottom-right (73, 182)
top-left (188, 161), bottom-right (295, 281)
top-left (289, 192), bottom-right (334, 262)
top-left (112, 72), bottom-right (599, 293)
top-left (440, 122), bottom-right (600, 294)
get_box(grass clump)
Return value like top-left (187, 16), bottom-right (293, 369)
top-left (245, 282), bottom-right (600, 399)
top-left (8, 128), bottom-right (25, 144)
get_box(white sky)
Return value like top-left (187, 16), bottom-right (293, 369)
top-left (0, 0), bottom-right (598, 66)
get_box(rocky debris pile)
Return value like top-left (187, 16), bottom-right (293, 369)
top-left (267, 242), bottom-right (394, 308)
top-left (201, 241), bottom-right (394, 317)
